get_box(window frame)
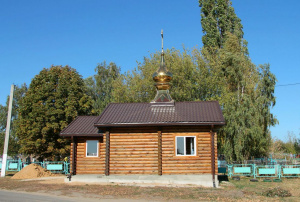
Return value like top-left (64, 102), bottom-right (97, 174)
top-left (175, 136), bottom-right (197, 156)
top-left (86, 140), bottom-right (99, 157)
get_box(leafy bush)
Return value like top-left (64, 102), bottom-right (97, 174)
top-left (263, 187), bottom-right (292, 197)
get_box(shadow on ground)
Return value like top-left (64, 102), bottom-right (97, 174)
top-left (218, 175), bottom-right (229, 182)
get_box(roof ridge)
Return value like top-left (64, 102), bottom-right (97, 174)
top-left (107, 100), bottom-right (219, 105)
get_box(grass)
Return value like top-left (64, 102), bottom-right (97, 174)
top-left (229, 177), bottom-right (300, 201)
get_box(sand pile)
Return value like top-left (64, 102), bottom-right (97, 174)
top-left (11, 164), bottom-right (55, 179)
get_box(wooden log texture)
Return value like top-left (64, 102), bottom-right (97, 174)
top-left (158, 131), bottom-right (162, 175)
top-left (162, 132), bottom-right (218, 175)
top-left (214, 132), bottom-right (218, 174)
top-left (108, 126), bottom-right (215, 134)
top-left (109, 133), bottom-right (158, 175)
top-left (74, 137), bottom-right (105, 174)
top-left (70, 141), bottom-right (75, 174)
top-left (71, 131), bottom-right (218, 175)
top-left (105, 131), bottom-right (110, 176)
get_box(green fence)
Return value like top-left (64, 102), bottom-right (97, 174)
top-left (0, 159), bottom-right (70, 174)
top-left (2, 159), bottom-right (23, 172)
top-left (227, 164), bottom-right (300, 179)
top-left (227, 164), bottom-right (255, 177)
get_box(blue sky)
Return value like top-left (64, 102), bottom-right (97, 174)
top-left (0, 0), bottom-right (299, 141)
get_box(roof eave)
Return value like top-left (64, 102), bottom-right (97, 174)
top-left (94, 122), bottom-right (225, 128)
top-left (60, 133), bottom-right (104, 137)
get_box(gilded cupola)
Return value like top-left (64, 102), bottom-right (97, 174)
top-left (151, 30), bottom-right (174, 105)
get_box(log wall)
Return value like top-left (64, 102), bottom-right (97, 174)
top-left (70, 131), bottom-right (218, 175)
top-left (109, 133), bottom-right (158, 174)
top-left (70, 136), bottom-right (105, 174)
top-left (213, 132), bottom-right (218, 175)
top-left (162, 132), bottom-right (218, 174)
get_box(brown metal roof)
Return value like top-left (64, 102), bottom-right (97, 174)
top-left (95, 101), bottom-right (225, 127)
top-left (60, 116), bottom-right (101, 136)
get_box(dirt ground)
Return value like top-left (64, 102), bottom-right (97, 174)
top-left (0, 175), bottom-right (299, 201)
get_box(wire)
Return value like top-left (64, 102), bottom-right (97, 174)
top-left (276, 83), bottom-right (300, 87)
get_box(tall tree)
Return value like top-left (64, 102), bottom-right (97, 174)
top-left (199, 1), bottom-right (277, 162)
top-left (0, 84), bottom-right (27, 157)
top-left (214, 33), bottom-right (255, 161)
top-left (16, 66), bottom-right (93, 160)
top-left (85, 61), bottom-right (121, 114)
top-left (199, 0), bottom-right (244, 49)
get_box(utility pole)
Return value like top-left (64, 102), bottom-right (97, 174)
top-left (1, 85), bottom-right (14, 177)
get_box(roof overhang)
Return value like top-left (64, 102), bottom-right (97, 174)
top-left (94, 122), bottom-right (225, 128)
top-left (60, 133), bottom-right (104, 137)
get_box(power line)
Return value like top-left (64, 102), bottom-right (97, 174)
top-left (276, 83), bottom-right (300, 87)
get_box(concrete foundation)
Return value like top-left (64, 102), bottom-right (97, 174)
top-left (65, 174), bottom-right (219, 188)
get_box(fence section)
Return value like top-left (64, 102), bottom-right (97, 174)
top-left (6, 159), bottom-right (23, 172)
top-left (228, 164), bottom-right (255, 178)
top-left (0, 160), bottom-right (69, 174)
top-left (255, 164), bottom-right (279, 178)
top-left (227, 164), bottom-right (300, 179)
top-left (280, 165), bottom-right (300, 178)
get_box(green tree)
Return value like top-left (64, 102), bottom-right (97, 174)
top-left (16, 66), bottom-right (93, 160)
top-left (214, 33), bottom-right (257, 162)
top-left (295, 136), bottom-right (300, 155)
top-left (270, 132), bottom-right (300, 158)
top-left (282, 132), bottom-right (299, 155)
top-left (85, 61), bottom-right (121, 114)
top-left (199, 0), bottom-right (244, 49)
top-left (198, 1), bottom-right (277, 162)
top-left (111, 48), bottom-right (201, 104)
top-left (0, 84), bottom-right (27, 157)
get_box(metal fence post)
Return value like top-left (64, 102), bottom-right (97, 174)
top-left (227, 165), bottom-right (232, 177)
top-left (64, 161), bottom-right (67, 174)
top-left (6, 160), bottom-right (9, 171)
top-left (18, 159), bottom-right (22, 171)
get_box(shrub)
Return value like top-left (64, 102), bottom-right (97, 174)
top-left (263, 187), bottom-right (292, 197)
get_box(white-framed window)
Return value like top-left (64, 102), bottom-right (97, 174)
top-left (86, 140), bottom-right (99, 157)
top-left (176, 136), bottom-right (196, 156)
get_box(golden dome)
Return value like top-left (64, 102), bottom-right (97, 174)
top-left (152, 54), bottom-right (172, 84)
top-left (151, 30), bottom-right (174, 104)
